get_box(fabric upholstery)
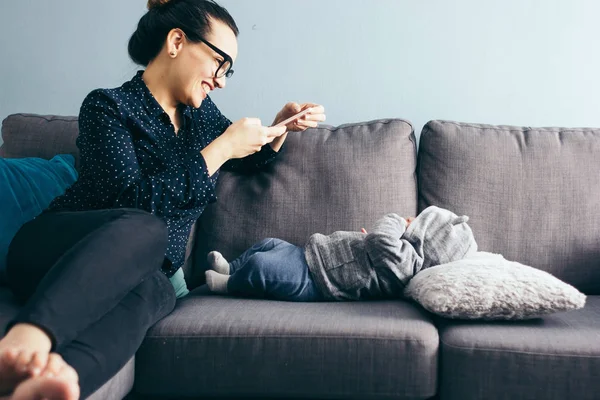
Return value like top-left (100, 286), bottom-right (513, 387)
top-left (0, 114), bottom-right (80, 168)
top-left (190, 119), bottom-right (418, 288)
top-left (405, 252), bottom-right (586, 320)
top-left (418, 120), bottom-right (600, 294)
top-left (437, 295), bottom-right (600, 400)
top-left (135, 289), bottom-right (439, 400)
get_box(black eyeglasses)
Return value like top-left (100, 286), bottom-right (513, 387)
top-left (195, 36), bottom-right (234, 79)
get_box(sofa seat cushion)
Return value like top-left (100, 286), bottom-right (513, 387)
top-left (135, 289), bottom-right (439, 400)
top-left (437, 295), bottom-right (600, 400)
top-left (0, 287), bottom-right (135, 400)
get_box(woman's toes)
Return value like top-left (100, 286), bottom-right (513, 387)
top-left (0, 349), bottom-right (31, 394)
top-left (41, 353), bottom-right (64, 378)
top-left (0, 348), bottom-right (19, 370)
top-left (27, 352), bottom-right (47, 376)
top-left (58, 364), bottom-right (79, 383)
top-left (15, 351), bottom-right (34, 374)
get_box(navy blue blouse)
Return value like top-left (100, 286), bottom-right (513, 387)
top-left (48, 71), bottom-right (279, 277)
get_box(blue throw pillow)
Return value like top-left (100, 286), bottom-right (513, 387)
top-left (0, 155), bottom-right (78, 282)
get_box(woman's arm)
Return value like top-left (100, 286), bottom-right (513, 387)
top-left (206, 99), bottom-right (281, 173)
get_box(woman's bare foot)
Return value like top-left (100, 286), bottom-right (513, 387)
top-left (0, 349), bottom-right (42, 394)
top-left (0, 352), bottom-right (79, 399)
top-left (1, 376), bottom-right (79, 400)
top-left (0, 324), bottom-right (53, 395)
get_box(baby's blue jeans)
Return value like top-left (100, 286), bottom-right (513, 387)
top-left (227, 238), bottom-right (323, 301)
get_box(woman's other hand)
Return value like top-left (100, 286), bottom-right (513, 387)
top-left (273, 102), bottom-right (326, 132)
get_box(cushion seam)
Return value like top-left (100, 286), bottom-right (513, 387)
top-left (441, 338), bottom-right (600, 358)
top-left (433, 119), bottom-right (600, 133)
top-left (145, 334), bottom-right (436, 342)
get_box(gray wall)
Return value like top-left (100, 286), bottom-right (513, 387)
top-left (2, 0), bottom-right (600, 146)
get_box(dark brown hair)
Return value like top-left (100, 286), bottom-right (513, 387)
top-left (128, 0), bottom-right (239, 66)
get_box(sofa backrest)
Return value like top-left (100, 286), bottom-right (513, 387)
top-left (1, 114), bottom-right (418, 290)
top-left (188, 119), bottom-right (419, 288)
top-left (1, 114), bottom-right (80, 168)
top-left (418, 120), bottom-right (600, 294)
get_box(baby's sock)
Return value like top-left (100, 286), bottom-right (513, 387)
top-left (207, 251), bottom-right (230, 275)
top-left (205, 270), bottom-right (230, 294)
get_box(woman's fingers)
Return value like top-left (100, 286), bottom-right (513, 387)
top-left (297, 104), bottom-right (326, 128)
top-left (264, 125), bottom-right (287, 140)
top-left (295, 119), bottom-right (319, 128)
top-left (302, 104), bottom-right (324, 114)
top-left (242, 117), bottom-right (262, 126)
top-left (303, 112), bottom-right (326, 122)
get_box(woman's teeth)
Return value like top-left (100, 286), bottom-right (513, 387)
top-left (202, 83), bottom-right (211, 95)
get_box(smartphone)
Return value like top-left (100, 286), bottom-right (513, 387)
top-left (273, 108), bottom-right (313, 127)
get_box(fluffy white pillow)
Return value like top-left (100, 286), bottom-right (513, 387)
top-left (404, 252), bottom-right (586, 320)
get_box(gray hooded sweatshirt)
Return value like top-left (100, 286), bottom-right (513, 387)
top-left (304, 206), bottom-right (478, 301)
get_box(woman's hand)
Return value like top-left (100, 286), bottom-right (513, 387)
top-left (272, 102), bottom-right (326, 132)
top-left (201, 118), bottom-right (286, 176)
top-left (223, 118), bottom-right (287, 159)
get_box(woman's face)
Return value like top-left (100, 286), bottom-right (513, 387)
top-left (172, 19), bottom-right (238, 108)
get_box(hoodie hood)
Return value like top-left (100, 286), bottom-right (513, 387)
top-left (403, 206), bottom-right (478, 269)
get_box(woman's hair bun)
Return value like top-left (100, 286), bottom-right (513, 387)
top-left (147, 0), bottom-right (171, 10)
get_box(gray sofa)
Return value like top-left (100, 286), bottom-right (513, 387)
top-left (1, 114), bottom-right (599, 400)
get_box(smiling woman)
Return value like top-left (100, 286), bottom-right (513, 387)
top-left (0, 0), bottom-right (327, 399)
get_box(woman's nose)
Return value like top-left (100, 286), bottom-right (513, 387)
top-left (214, 76), bottom-right (226, 89)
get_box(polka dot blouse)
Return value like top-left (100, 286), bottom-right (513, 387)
top-left (47, 71), bottom-right (280, 277)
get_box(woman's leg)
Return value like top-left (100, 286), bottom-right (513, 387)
top-left (0, 208), bottom-right (171, 395)
top-left (59, 270), bottom-right (175, 399)
top-left (227, 241), bottom-right (322, 302)
top-left (5, 208), bottom-right (168, 349)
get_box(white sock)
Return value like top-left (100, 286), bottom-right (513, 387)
top-left (207, 251), bottom-right (230, 275)
top-left (205, 270), bottom-right (230, 294)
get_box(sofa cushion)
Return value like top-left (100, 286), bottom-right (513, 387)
top-left (0, 114), bottom-right (80, 168)
top-left (0, 288), bottom-right (134, 400)
top-left (418, 120), bottom-right (600, 294)
top-left (0, 155), bottom-right (78, 280)
top-left (437, 295), bottom-right (600, 400)
top-left (189, 119), bottom-right (418, 288)
top-left (135, 290), bottom-right (439, 399)
top-left (405, 252), bottom-right (586, 320)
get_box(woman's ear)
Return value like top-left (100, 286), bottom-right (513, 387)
top-left (166, 29), bottom-right (185, 55)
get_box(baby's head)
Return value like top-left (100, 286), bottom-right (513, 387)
top-left (403, 206), bottom-right (477, 269)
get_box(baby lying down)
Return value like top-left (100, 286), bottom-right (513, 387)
top-left (205, 206), bottom-right (477, 301)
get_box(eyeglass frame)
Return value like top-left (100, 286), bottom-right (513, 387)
top-left (181, 31), bottom-right (235, 79)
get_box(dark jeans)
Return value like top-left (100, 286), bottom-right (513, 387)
top-left (5, 208), bottom-right (177, 399)
top-left (227, 238), bottom-right (323, 302)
